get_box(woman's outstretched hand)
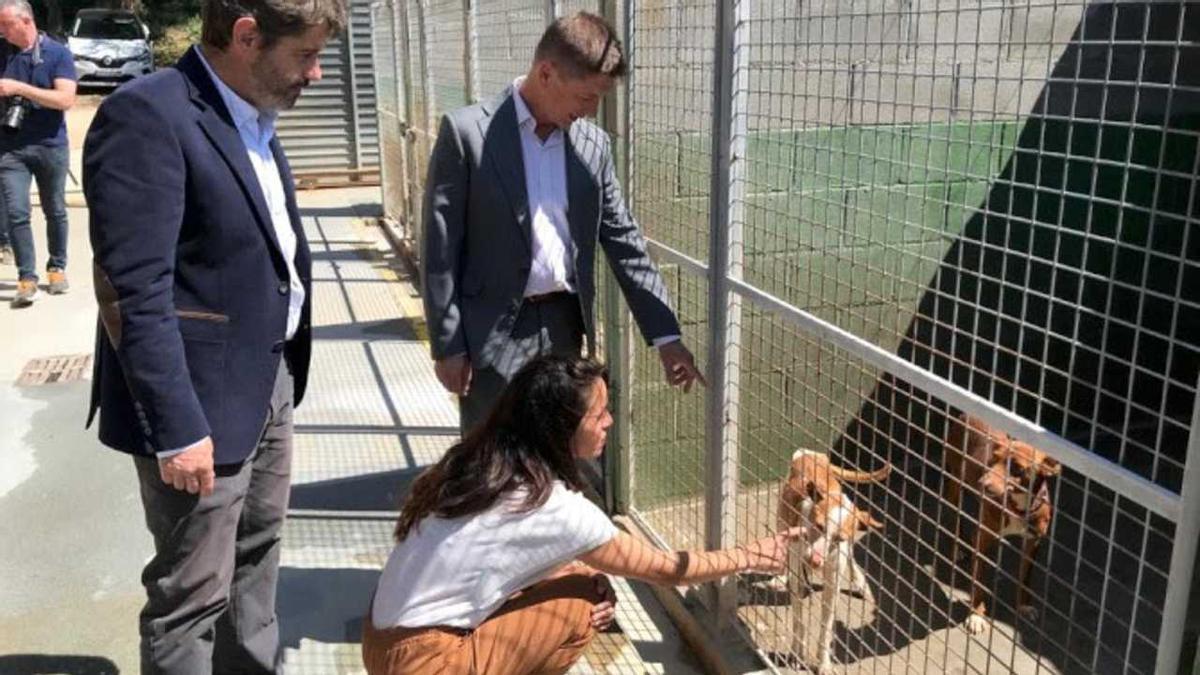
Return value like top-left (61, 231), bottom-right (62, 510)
top-left (740, 526), bottom-right (806, 575)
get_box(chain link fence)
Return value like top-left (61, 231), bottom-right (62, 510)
top-left (372, 1), bottom-right (1200, 672)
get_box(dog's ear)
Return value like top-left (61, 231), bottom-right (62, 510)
top-left (777, 481), bottom-right (804, 530)
top-left (990, 439), bottom-right (1011, 463)
top-left (857, 509), bottom-right (885, 532)
top-left (812, 503), bottom-right (829, 531)
top-left (1039, 456), bottom-right (1062, 477)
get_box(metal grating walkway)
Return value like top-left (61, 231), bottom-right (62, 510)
top-left (280, 189), bottom-right (702, 674)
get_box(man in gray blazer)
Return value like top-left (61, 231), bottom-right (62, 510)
top-left (422, 11), bottom-right (703, 433)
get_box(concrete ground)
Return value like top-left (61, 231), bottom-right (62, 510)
top-left (0, 175), bottom-right (705, 673)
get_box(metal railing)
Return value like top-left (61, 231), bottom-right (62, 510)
top-left (371, 1), bottom-right (1200, 672)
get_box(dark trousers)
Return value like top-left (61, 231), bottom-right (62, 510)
top-left (459, 292), bottom-right (584, 435)
top-left (0, 144), bottom-right (69, 281)
top-left (134, 357), bottom-right (294, 675)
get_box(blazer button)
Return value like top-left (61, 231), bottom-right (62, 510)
top-left (277, 283), bottom-right (288, 295)
top-left (271, 340), bottom-right (285, 354)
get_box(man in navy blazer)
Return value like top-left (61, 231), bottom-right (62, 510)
top-left (84, 0), bottom-right (344, 671)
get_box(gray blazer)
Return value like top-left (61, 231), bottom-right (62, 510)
top-left (421, 89), bottom-right (681, 373)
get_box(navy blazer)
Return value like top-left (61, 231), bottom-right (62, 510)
top-left (84, 47), bottom-right (312, 465)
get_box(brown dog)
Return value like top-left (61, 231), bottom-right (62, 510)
top-left (943, 413), bottom-right (1061, 634)
top-left (776, 449), bottom-right (889, 673)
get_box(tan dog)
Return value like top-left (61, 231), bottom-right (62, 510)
top-left (943, 413), bottom-right (1061, 634)
top-left (776, 449), bottom-right (890, 674)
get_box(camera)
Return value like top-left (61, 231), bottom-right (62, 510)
top-left (2, 96), bottom-right (28, 133)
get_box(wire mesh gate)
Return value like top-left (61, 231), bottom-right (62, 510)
top-left (371, 1), bottom-right (1200, 672)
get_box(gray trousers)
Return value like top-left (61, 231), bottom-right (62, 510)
top-left (460, 292), bottom-right (584, 435)
top-left (134, 357), bottom-right (294, 675)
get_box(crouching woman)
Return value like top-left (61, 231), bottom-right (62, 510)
top-left (363, 355), bottom-right (801, 674)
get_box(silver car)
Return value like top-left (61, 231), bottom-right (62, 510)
top-left (68, 9), bottom-right (153, 87)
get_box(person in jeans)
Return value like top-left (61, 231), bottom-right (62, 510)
top-left (363, 355), bottom-right (802, 675)
top-left (0, 39), bottom-right (12, 266)
top-left (0, 0), bottom-right (76, 307)
top-left (0, 180), bottom-right (9, 266)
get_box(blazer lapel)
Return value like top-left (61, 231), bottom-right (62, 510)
top-left (178, 48), bottom-right (285, 268)
top-left (565, 124), bottom-right (602, 250)
top-left (479, 93), bottom-right (531, 250)
top-left (272, 137), bottom-right (311, 284)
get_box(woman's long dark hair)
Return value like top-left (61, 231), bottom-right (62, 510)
top-left (394, 355), bottom-right (608, 541)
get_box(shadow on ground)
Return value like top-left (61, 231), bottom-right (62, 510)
top-left (0, 655), bottom-right (121, 674)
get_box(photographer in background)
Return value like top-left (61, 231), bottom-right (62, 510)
top-left (0, 0), bottom-right (75, 307)
top-left (0, 40), bottom-right (11, 267)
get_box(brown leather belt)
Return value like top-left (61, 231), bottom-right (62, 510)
top-left (523, 290), bottom-right (574, 304)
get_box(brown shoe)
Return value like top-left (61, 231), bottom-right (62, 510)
top-left (12, 278), bottom-right (37, 307)
top-left (47, 268), bottom-right (68, 294)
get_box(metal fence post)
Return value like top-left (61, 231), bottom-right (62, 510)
top-left (415, 0), bottom-right (437, 155)
top-left (461, 0), bottom-right (479, 104)
top-left (394, 0), bottom-right (420, 230)
top-left (1157, 371), bottom-right (1200, 674)
top-left (599, 0), bottom-right (632, 515)
top-left (396, 0), bottom-right (415, 139)
top-left (704, 0), bottom-right (749, 625)
top-left (343, 15), bottom-right (363, 170)
top-left (370, 0), bottom-right (404, 223)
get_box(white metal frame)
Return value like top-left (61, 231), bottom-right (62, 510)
top-left (369, 1), bottom-right (1200, 671)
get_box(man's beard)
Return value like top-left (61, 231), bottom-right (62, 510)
top-left (266, 81), bottom-right (307, 111)
top-left (251, 58), bottom-right (308, 111)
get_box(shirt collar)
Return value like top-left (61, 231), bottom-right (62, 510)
top-left (512, 76), bottom-right (562, 145)
top-left (196, 47), bottom-right (277, 141)
top-left (512, 77), bottom-right (535, 131)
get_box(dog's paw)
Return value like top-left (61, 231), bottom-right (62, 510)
top-left (964, 613), bottom-right (988, 635)
top-left (1017, 604), bottom-right (1039, 622)
top-left (812, 662), bottom-right (836, 675)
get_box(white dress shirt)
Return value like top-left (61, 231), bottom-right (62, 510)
top-left (198, 49), bottom-right (305, 339)
top-left (513, 78), bottom-right (575, 297)
top-left (160, 50), bottom-right (305, 459)
top-left (510, 78), bottom-right (679, 349)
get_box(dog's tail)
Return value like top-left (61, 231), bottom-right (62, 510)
top-left (827, 461), bottom-right (891, 484)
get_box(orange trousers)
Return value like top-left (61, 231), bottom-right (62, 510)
top-left (362, 573), bottom-right (600, 675)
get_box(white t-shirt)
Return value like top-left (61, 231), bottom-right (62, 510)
top-left (371, 481), bottom-right (618, 630)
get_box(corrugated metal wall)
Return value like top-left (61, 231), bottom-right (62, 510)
top-left (277, 0), bottom-right (380, 178)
